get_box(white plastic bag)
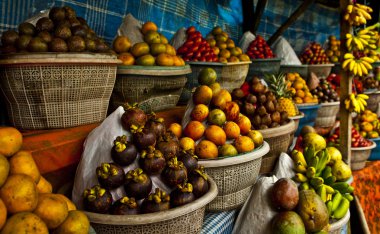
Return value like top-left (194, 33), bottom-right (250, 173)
top-left (273, 152), bottom-right (296, 180)
top-left (170, 27), bottom-right (187, 49)
top-left (117, 13), bottom-right (144, 45)
top-left (271, 37), bottom-right (301, 65)
top-left (239, 31), bottom-right (256, 53)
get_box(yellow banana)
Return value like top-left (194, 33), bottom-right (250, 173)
top-left (346, 4), bottom-right (353, 13)
top-left (344, 53), bottom-right (354, 59)
top-left (345, 98), bottom-right (351, 110)
top-left (342, 58), bottom-right (353, 69)
top-left (358, 29), bottom-right (369, 35)
top-left (356, 4), bottom-right (373, 13)
top-left (361, 60), bottom-right (373, 70)
top-left (357, 94), bottom-right (369, 100)
top-left (361, 56), bottom-right (375, 63)
top-left (356, 7), bottom-right (372, 20)
top-left (344, 14), bottom-right (350, 21)
top-left (358, 16), bottom-right (367, 25)
top-left (353, 37), bottom-right (364, 50)
top-left (356, 97), bottom-right (364, 111)
top-left (359, 62), bottom-right (368, 75)
top-left (354, 62), bottom-right (359, 75)
top-left (346, 38), bottom-right (353, 49)
top-left (358, 37), bottom-right (369, 46)
top-left (358, 34), bottom-right (370, 39)
top-left (350, 94), bottom-right (360, 112)
top-left (357, 62), bottom-right (363, 76)
top-left (349, 59), bottom-right (356, 71)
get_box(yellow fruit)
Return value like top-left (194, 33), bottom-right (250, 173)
top-left (238, 54), bottom-right (250, 61)
top-left (150, 43), bottom-right (167, 56)
top-left (183, 121), bottom-right (205, 141)
top-left (55, 194), bottom-right (77, 211)
top-left (159, 33), bottom-right (168, 44)
top-left (168, 123), bottom-right (182, 139)
top-left (228, 56), bottom-right (240, 62)
top-left (191, 104), bottom-right (209, 122)
top-left (0, 174), bottom-right (38, 214)
top-left (130, 42), bottom-right (150, 57)
top-left (0, 154), bottom-right (9, 187)
top-left (118, 52), bottom-right (135, 65)
top-left (0, 127), bottom-right (23, 157)
top-left (219, 57), bottom-right (228, 63)
top-left (208, 109), bottom-right (227, 126)
top-left (112, 35), bottom-right (131, 53)
top-left (235, 114), bottom-right (251, 135)
top-left (246, 130), bottom-right (264, 147)
top-left (360, 122), bottom-right (373, 132)
top-left (156, 53), bottom-right (174, 66)
top-left (223, 121), bottom-right (241, 139)
top-left (53, 210), bottom-right (90, 234)
top-left (179, 137), bottom-right (195, 151)
top-left (195, 140), bottom-right (218, 159)
top-left (193, 85), bottom-right (213, 105)
top-left (204, 125), bottom-right (227, 146)
top-left (209, 82), bottom-right (221, 97)
top-left (219, 49), bottom-right (231, 58)
top-left (136, 54), bottom-right (155, 66)
top-left (165, 44), bottom-right (176, 56)
top-left (1, 212), bottom-right (48, 234)
top-left (33, 193), bottom-right (69, 229)
top-left (234, 136), bottom-right (254, 153)
top-left (9, 150), bottom-right (41, 183)
top-left (36, 176), bottom-right (53, 193)
top-left (141, 21), bottom-right (158, 34)
top-left (0, 198), bottom-right (6, 230)
top-left (212, 26), bottom-right (223, 35)
top-left (144, 30), bottom-right (161, 44)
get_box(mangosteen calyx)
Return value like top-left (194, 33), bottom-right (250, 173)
top-left (193, 166), bottom-right (208, 181)
top-left (141, 146), bottom-right (164, 159)
top-left (177, 182), bottom-right (193, 193)
top-left (114, 135), bottom-right (128, 152)
top-left (147, 188), bottom-right (170, 204)
top-left (126, 168), bottom-right (149, 183)
top-left (167, 157), bottom-right (185, 170)
top-left (119, 196), bottom-right (138, 209)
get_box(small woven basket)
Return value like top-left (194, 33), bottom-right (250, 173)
top-left (85, 177), bottom-right (217, 234)
top-left (364, 91), bottom-right (380, 113)
top-left (179, 61), bottom-right (251, 104)
top-left (111, 65), bottom-right (190, 113)
top-left (315, 102), bottom-right (340, 128)
top-left (259, 120), bottom-right (295, 174)
top-left (198, 142), bottom-right (269, 212)
top-left (328, 210), bottom-right (350, 234)
top-left (246, 58), bottom-right (281, 80)
top-left (351, 141), bottom-right (376, 170)
top-left (0, 53), bottom-right (119, 130)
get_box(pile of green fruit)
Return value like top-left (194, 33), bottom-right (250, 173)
top-left (0, 6), bottom-right (110, 54)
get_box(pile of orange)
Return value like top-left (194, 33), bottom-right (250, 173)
top-left (178, 68), bottom-right (263, 159)
top-left (114, 21), bottom-right (185, 66)
top-left (0, 127), bottom-right (89, 233)
top-left (286, 73), bottom-right (319, 104)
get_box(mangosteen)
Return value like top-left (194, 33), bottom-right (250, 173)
top-left (131, 125), bottom-right (156, 150)
top-left (145, 113), bottom-right (166, 139)
top-left (111, 135), bottom-right (138, 166)
top-left (141, 188), bottom-right (170, 213)
top-left (170, 182), bottom-right (195, 208)
top-left (177, 149), bottom-right (198, 172)
top-left (157, 134), bottom-right (180, 160)
top-left (96, 163), bottom-right (125, 190)
top-left (121, 103), bottom-right (147, 130)
top-left (139, 146), bottom-right (166, 175)
top-left (251, 114), bottom-right (262, 127)
top-left (110, 196), bottom-right (139, 215)
top-left (83, 185), bottom-right (113, 214)
top-left (162, 157), bottom-right (188, 187)
top-left (188, 166), bottom-right (209, 198)
top-left (124, 168), bottom-right (152, 200)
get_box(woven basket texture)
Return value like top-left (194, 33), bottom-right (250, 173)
top-left (0, 63), bottom-right (116, 129)
top-left (179, 62), bottom-right (250, 104)
top-left (365, 91), bottom-right (380, 113)
top-left (328, 210), bottom-right (350, 234)
top-left (259, 120), bottom-right (295, 174)
top-left (91, 207), bottom-right (205, 234)
top-left (203, 157), bottom-right (261, 212)
top-left (351, 142), bottom-right (376, 171)
top-left (247, 58), bottom-right (281, 80)
top-left (315, 102), bottom-right (339, 128)
top-left (110, 74), bottom-right (187, 113)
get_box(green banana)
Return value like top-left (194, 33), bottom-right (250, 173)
top-left (294, 173), bottom-right (308, 183)
top-left (346, 186), bottom-right (354, 194)
top-left (316, 149), bottom-right (330, 176)
top-left (310, 177), bottom-right (324, 188)
top-left (331, 191), bottom-right (343, 211)
top-left (324, 184), bottom-right (335, 194)
top-left (306, 167), bottom-right (316, 179)
top-left (292, 150), bottom-right (307, 167)
top-left (333, 197), bottom-right (350, 219)
top-left (343, 193), bottom-right (354, 201)
top-left (324, 176), bottom-right (336, 186)
top-left (317, 185), bottom-right (327, 202)
top-left (310, 156), bottom-right (319, 169)
top-left (300, 182), bottom-right (310, 191)
top-left (331, 182), bottom-right (350, 194)
top-left (322, 166), bottom-right (332, 179)
top-left (304, 145), bottom-right (315, 166)
top-left (327, 200), bottom-right (333, 216)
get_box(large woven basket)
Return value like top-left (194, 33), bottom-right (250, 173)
top-left (259, 120), bottom-right (295, 174)
top-left (328, 210), bottom-right (350, 234)
top-left (246, 58), bottom-right (281, 80)
top-left (110, 65), bottom-right (190, 113)
top-left (84, 177), bottom-right (217, 234)
top-left (289, 112), bottom-right (304, 145)
top-left (279, 64), bottom-right (334, 79)
top-left (0, 53), bottom-right (119, 130)
top-left (198, 142), bottom-right (269, 212)
top-left (364, 90), bottom-right (380, 113)
top-left (315, 102), bottom-right (340, 128)
top-left (351, 141), bottom-right (376, 170)
top-left (179, 61), bottom-right (251, 104)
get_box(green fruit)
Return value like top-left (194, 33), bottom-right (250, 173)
top-left (303, 133), bottom-right (326, 152)
top-left (49, 38), bottom-right (68, 52)
top-left (136, 54), bottom-right (155, 66)
top-left (332, 160), bottom-right (352, 181)
top-left (18, 22), bottom-right (36, 36)
top-left (150, 43), bottom-right (166, 56)
top-left (67, 36), bottom-right (86, 52)
top-left (198, 68), bottom-right (217, 86)
top-left (218, 144), bottom-right (238, 157)
top-left (207, 109), bottom-right (226, 126)
top-left (27, 37), bottom-right (48, 52)
top-left (272, 211), bottom-right (306, 234)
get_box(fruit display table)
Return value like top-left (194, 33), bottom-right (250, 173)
top-left (352, 161), bottom-right (380, 233)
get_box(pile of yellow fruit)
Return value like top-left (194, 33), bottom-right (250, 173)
top-left (356, 109), bottom-right (380, 138)
top-left (325, 35), bottom-right (341, 63)
top-left (0, 127), bottom-right (89, 234)
top-left (286, 73), bottom-right (319, 104)
top-left (114, 21), bottom-right (185, 66)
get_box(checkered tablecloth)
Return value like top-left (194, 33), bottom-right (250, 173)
top-left (201, 210), bottom-right (237, 234)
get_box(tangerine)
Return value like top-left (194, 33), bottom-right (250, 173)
top-left (168, 123), bottom-right (182, 138)
top-left (112, 35), bottom-right (131, 53)
top-left (204, 125), bottom-right (226, 146)
top-left (234, 136), bottom-right (254, 153)
top-left (118, 52), bottom-right (135, 65)
top-left (223, 121), bottom-right (240, 139)
top-left (193, 85), bottom-right (213, 105)
top-left (156, 53), bottom-right (174, 66)
top-left (183, 121), bottom-right (205, 140)
top-left (179, 137), bottom-right (195, 151)
top-left (246, 130), bottom-right (264, 147)
top-left (0, 127), bottom-right (23, 157)
top-left (209, 82), bottom-right (221, 97)
top-left (141, 21), bottom-right (158, 34)
top-left (235, 114), bottom-right (251, 135)
top-left (165, 44), bottom-right (177, 56)
top-left (191, 104), bottom-right (209, 122)
top-left (130, 42), bottom-right (150, 57)
top-left (195, 140), bottom-right (218, 159)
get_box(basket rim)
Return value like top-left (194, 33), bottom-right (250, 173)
top-left (198, 141), bottom-right (269, 168)
top-left (280, 64), bottom-right (334, 68)
top-left (117, 65), bottom-right (191, 75)
top-left (329, 210), bottom-right (350, 231)
top-left (296, 103), bottom-right (321, 108)
top-left (320, 101), bottom-right (340, 107)
top-left (259, 119), bottom-right (295, 136)
top-left (351, 140), bottom-right (376, 151)
top-left (363, 89), bottom-right (380, 95)
top-left (186, 61), bottom-right (252, 66)
top-left (289, 112), bottom-right (305, 120)
top-left (83, 176), bottom-right (218, 225)
top-left (250, 58), bottom-right (282, 62)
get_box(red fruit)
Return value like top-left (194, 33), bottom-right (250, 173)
top-left (187, 26), bottom-right (196, 34)
top-left (184, 40), bottom-right (194, 47)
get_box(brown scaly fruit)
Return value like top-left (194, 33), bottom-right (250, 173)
top-left (264, 73), bottom-right (298, 117)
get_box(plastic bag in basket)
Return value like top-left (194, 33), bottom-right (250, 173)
top-left (72, 106), bottom-right (171, 209)
top-left (239, 31), bottom-right (256, 54)
top-left (117, 13), bottom-right (144, 45)
top-left (273, 152), bottom-right (296, 179)
top-left (170, 27), bottom-right (187, 50)
top-left (272, 37), bottom-right (301, 65)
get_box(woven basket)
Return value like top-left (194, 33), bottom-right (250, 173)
top-left (279, 64), bottom-right (334, 79)
top-left (369, 137), bottom-right (380, 160)
top-left (351, 141), bottom-right (376, 170)
top-left (288, 112), bottom-right (304, 144)
top-left (179, 61), bottom-right (251, 104)
top-left (328, 210), bottom-right (350, 234)
top-left (84, 177), bottom-right (217, 234)
top-left (198, 142), bottom-right (269, 212)
top-left (315, 102), bottom-right (340, 128)
top-left (110, 65), bottom-right (190, 113)
top-left (258, 120), bottom-right (295, 174)
top-left (0, 53), bottom-right (119, 130)
top-left (246, 58), bottom-right (281, 81)
top-left (364, 91), bottom-right (380, 113)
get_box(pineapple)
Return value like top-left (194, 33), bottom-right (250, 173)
top-left (264, 73), bottom-right (299, 117)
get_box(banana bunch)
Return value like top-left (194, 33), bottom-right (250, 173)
top-left (344, 3), bottom-right (373, 26)
top-left (346, 30), bottom-right (377, 51)
top-left (342, 53), bottom-right (374, 76)
top-left (344, 93), bottom-right (368, 113)
top-left (292, 147), bottom-right (353, 219)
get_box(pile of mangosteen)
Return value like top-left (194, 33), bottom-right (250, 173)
top-left (82, 103), bottom-right (209, 215)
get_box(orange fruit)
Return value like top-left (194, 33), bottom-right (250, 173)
top-left (168, 123), bottom-right (182, 138)
top-left (191, 104), bottom-right (209, 122)
top-left (208, 109), bottom-right (227, 126)
top-left (219, 49), bottom-right (231, 58)
top-left (294, 97), bottom-right (303, 104)
top-left (228, 56), bottom-right (240, 62)
top-left (130, 42), bottom-right (150, 57)
top-left (212, 46), bottom-right (220, 55)
top-left (223, 121), bottom-right (240, 139)
top-left (224, 101), bottom-right (240, 121)
top-left (144, 30), bottom-right (161, 44)
top-left (246, 130), bottom-right (264, 147)
top-left (198, 68), bottom-right (217, 86)
top-left (136, 54), bottom-right (155, 66)
top-left (209, 82), bottom-right (221, 97)
top-left (204, 125), bottom-right (226, 146)
top-left (160, 33), bottom-right (169, 44)
top-left (234, 136), bottom-right (254, 153)
top-left (226, 39), bottom-right (235, 48)
top-left (239, 54), bottom-right (250, 61)
top-left (141, 21), bottom-right (158, 34)
top-left (172, 55), bottom-right (183, 66)
top-left (193, 85), bottom-right (213, 105)
top-left (183, 121), bottom-right (205, 140)
top-left (165, 44), bottom-right (176, 56)
top-left (287, 73), bottom-right (296, 81)
top-left (219, 57), bottom-right (227, 63)
top-left (0, 127), bottom-right (23, 157)
top-left (36, 176), bottom-right (52, 194)
top-left (218, 89), bottom-right (232, 102)
top-left (235, 114), bottom-right (252, 135)
top-left (293, 80), bottom-right (304, 90)
top-left (195, 140), bottom-right (218, 159)
top-left (296, 89), bottom-right (305, 98)
top-left (156, 53), bottom-right (174, 66)
top-left (216, 34), bottom-right (228, 43)
top-left (0, 198), bottom-right (6, 230)
top-left (179, 137), bottom-right (195, 151)
top-left (150, 43), bottom-right (167, 56)
top-left (207, 38), bottom-right (216, 47)
top-left (217, 41), bottom-right (227, 50)
top-left (212, 26), bottom-right (223, 35)
top-left (112, 35), bottom-right (131, 53)
top-left (118, 52), bottom-right (135, 65)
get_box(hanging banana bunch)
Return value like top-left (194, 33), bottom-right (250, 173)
top-left (344, 3), bottom-right (373, 26)
top-left (342, 53), bottom-right (374, 76)
top-left (344, 93), bottom-right (369, 113)
top-left (346, 30), bottom-right (378, 51)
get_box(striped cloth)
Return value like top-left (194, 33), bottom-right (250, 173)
top-left (201, 210), bottom-right (237, 234)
